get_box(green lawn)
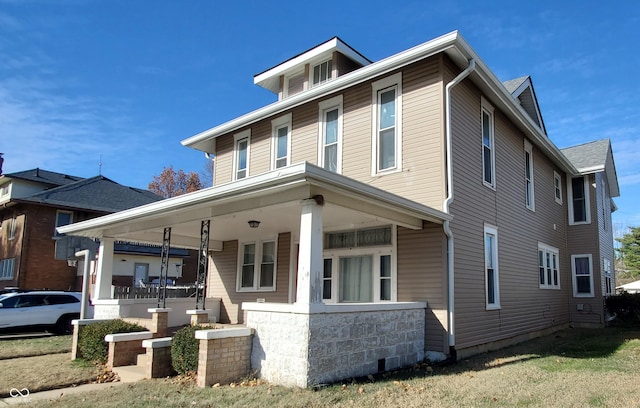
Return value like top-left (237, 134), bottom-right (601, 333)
top-left (0, 334), bottom-right (72, 359)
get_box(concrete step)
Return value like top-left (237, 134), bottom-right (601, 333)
top-left (112, 364), bottom-right (147, 383)
top-left (136, 352), bottom-right (149, 367)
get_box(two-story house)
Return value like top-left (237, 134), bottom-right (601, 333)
top-left (59, 32), bottom-right (619, 387)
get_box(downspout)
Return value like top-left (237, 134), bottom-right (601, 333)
top-left (443, 59), bottom-right (475, 355)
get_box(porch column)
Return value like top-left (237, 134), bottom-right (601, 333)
top-left (296, 197), bottom-right (324, 305)
top-left (94, 237), bottom-right (114, 300)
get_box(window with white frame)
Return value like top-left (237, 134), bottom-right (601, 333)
top-left (538, 243), bottom-right (560, 289)
top-left (484, 224), bottom-right (500, 309)
top-left (603, 258), bottom-right (613, 296)
top-left (482, 99), bottom-right (495, 188)
top-left (571, 254), bottom-right (594, 297)
top-left (0, 258), bottom-right (14, 280)
top-left (601, 178), bottom-right (607, 231)
top-left (237, 240), bottom-right (276, 291)
top-left (312, 59), bottom-right (333, 86)
top-left (554, 171), bottom-right (563, 204)
top-left (0, 184), bottom-right (9, 198)
top-left (233, 130), bottom-right (250, 180)
top-left (271, 114), bottom-right (292, 169)
top-left (318, 95), bottom-right (343, 173)
top-left (8, 217), bottom-right (16, 240)
top-left (322, 226), bottom-right (395, 303)
top-left (55, 210), bottom-right (73, 236)
top-left (285, 71), bottom-right (305, 97)
top-left (524, 140), bottom-right (535, 210)
top-left (568, 176), bottom-right (590, 224)
top-left (372, 73), bottom-right (402, 174)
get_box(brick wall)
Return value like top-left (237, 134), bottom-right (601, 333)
top-left (197, 332), bottom-right (252, 387)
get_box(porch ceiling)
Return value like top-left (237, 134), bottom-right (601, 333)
top-left (58, 163), bottom-right (451, 250)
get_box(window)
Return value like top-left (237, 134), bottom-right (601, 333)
top-left (285, 71), bottom-right (305, 97)
top-left (372, 73), bottom-right (402, 174)
top-left (601, 178), bottom-right (607, 231)
top-left (312, 59), bottom-right (332, 86)
top-left (271, 114), bottom-right (292, 169)
top-left (538, 243), bottom-right (560, 289)
top-left (318, 95), bottom-right (343, 173)
top-left (233, 130), bottom-right (250, 180)
top-left (568, 176), bottom-right (590, 224)
top-left (55, 210), bottom-right (73, 236)
top-left (0, 258), bottom-right (15, 280)
top-left (238, 240), bottom-right (276, 291)
top-left (484, 225), bottom-right (500, 309)
top-left (322, 226), bottom-right (395, 303)
top-left (524, 140), bottom-right (535, 210)
top-left (8, 217), bottom-right (16, 240)
top-left (0, 184), bottom-right (9, 197)
top-left (571, 254), bottom-right (594, 297)
top-left (554, 171), bottom-right (563, 204)
top-left (603, 258), bottom-right (613, 296)
top-left (482, 98), bottom-right (495, 188)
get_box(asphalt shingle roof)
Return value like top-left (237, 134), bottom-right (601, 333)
top-left (502, 76), bottom-right (529, 94)
top-left (2, 168), bottom-right (84, 187)
top-left (18, 175), bottom-right (162, 213)
top-left (560, 139), bottom-right (610, 171)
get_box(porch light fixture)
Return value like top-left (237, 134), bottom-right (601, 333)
top-left (248, 220), bottom-right (261, 228)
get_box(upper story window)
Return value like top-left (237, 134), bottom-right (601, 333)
top-left (237, 240), bottom-right (277, 292)
top-left (8, 217), bottom-right (17, 240)
top-left (271, 114), bottom-right (292, 169)
top-left (571, 254), bottom-right (594, 297)
top-left (484, 224), bottom-right (500, 310)
top-left (524, 140), bottom-right (535, 210)
top-left (554, 171), bottom-right (563, 204)
top-left (318, 95), bottom-right (343, 173)
top-left (55, 210), bottom-right (73, 236)
top-left (371, 73), bottom-right (402, 175)
top-left (538, 243), bottom-right (560, 289)
top-left (312, 59), bottom-right (333, 86)
top-left (285, 71), bottom-right (306, 98)
top-left (482, 98), bottom-right (495, 188)
top-left (233, 130), bottom-right (250, 180)
top-left (0, 184), bottom-right (9, 198)
top-left (568, 175), bottom-right (590, 225)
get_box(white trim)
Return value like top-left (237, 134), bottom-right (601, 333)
top-left (371, 72), bottom-right (403, 176)
top-left (538, 242), bottom-right (560, 290)
top-left (567, 175), bottom-right (591, 225)
top-left (233, 129), bottom-right (251, 181)
top-left (571, 254), bottom-right (594, 298)
top-left (242, 300), bottom-right (426, 314)
top-left (481, 97), bottom-right (496, 189)
top-left (271, 113), bottom-right (292, 170)
top-left (317, 95), bottom-right (343, 174)
top-left (237, 238), bottom-right (278, 292)
top-left (288, 239), bottom-right (298, 303)
top-left (311, 58), bottom-right (333, 87)
top-left (554, 171), bottom-right (563, 205)
top-left (524, 139), bottom-right (535, 211)
top-left (484, 223), bottom-right (500, 310)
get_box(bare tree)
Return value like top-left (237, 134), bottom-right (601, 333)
top-left (148, 166), bottom-right (203, 198)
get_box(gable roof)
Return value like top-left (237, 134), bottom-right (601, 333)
top-left (502, 76), bottom-right (546, 135)
top-left (561, 139), bottom-right (620, 197)
top-left (16, 175), bottom-right (162, 213)
top-left (1, 168), bottom-right (84, 187)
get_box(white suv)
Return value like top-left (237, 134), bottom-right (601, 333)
top-left (0, 291), bottom-right (91, 334)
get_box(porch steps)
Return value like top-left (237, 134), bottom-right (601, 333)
top-left (112, 364), bottom-right (146, 383)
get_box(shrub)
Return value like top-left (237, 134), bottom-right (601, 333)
top-left (78, 319), bottom-right (147, 363)
top-left (171, 325), bottom-right (207, 375)
top-left (605, 292), bottom-right (640, 322)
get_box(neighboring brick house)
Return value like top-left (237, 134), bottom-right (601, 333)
top-left (0, 168), bottom-right (195, 291)
top-left (61, 32), bottom-right (620, 387)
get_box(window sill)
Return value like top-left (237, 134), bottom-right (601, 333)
top-left (486, 305), bottom-right (501, 311)
top-left (482, 181), bottom-right (496, 191)
top-left (236, 288), bottom-right (276, 293)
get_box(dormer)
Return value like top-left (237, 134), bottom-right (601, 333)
top-left (502, 76), bottom-right (547, 136)
top-left (254, 37), bottom-right (371, 101)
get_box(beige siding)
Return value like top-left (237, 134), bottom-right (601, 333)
top-left (214, 133), bottom-right (234, 185)
top-left (208, 233), bottom-right (291, 324)
top-left (335, 51), bottom-right (362, 77)
top-left (397, 224), bottom-right (448, 352)
top-left (447, 56), bottom-right (571, 351)
top-left (249, 119), bottom-right (272, 175)
top-left (290, 103), bottom-right (320, 165)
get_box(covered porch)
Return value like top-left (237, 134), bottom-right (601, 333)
top-left (59, 163), bottom-right (450, 386)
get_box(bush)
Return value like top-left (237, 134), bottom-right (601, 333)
top-left (78, 319), bottom-right (147, 363)
top-left (171, 325), bottom-right (207, 375)
top-left (605, 292), bottom-right (640, 322)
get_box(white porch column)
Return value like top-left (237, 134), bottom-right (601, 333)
top-left (94, 238), bottom-right (114, 300)
top-left (296, 198), bottom-right (324, 305)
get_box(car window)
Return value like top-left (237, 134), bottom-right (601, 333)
top-left (0, 295), bottom-right (19, 308)
top-left (46, 295), bottom-right (80, 305)
top-left (15, 295), bottom-right (47, 308)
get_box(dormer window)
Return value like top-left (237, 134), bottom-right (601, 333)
top-left (312, 59), bottom-right (333, 86)
top-left (285, 71), bottom-right (306, 98)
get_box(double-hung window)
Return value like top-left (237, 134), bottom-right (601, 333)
top-left (8, 217), bottom-right (16, 240)
top-left (233, 130), bottom-right (250, 180)
top-left (568, 176), bottom-right (590, 224)
top-left (524, 140), bottom-right (535, 211)
top-left (482, 98), bottom-right (495, 188)
top-left (238, 240), bottom-right (276, 291)
top-left (484, 224), bottom-right (500, 309)
top-left (538, 243), bottom-right (560, 289)
top-left (318, 95), bottom-right (343, 173)
top-left (372, 73), bottom-right (402, 175)
top-left (312, 59), bottom-right (332, 86)
top-left (55, 210), bottom-right (73, 237)
top-left (571, 254), bottom-right (593, 297)
top-left (271, 114), bottom-right (292, 169)
top-left (554, 171), bottom-right (563, 204)
top-left (0, 258), bottom-right (15, 280)
top-left (323, 226), bottom-right (395, 303)
top-left (603, 258), bottom-right (613, 296)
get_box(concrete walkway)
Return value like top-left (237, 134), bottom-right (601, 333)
top-left (0, 382), bottom-right (125, 406)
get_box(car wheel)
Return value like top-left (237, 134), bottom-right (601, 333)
top-left (54, 315), bottom-right (76, 335)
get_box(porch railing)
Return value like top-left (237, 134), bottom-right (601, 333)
top-left (113, 286), bottom-right (197, 299)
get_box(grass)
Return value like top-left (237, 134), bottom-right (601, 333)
top-left (26, 325), bottom-right (640, 408)
top-left (0, 334), bottom-right (72, 359)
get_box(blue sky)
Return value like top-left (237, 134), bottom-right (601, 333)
top-left (0, 0), bottom-right (638, 232)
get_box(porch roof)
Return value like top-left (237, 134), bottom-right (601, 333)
top-left (58, 163), bottom-right (450, 250)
